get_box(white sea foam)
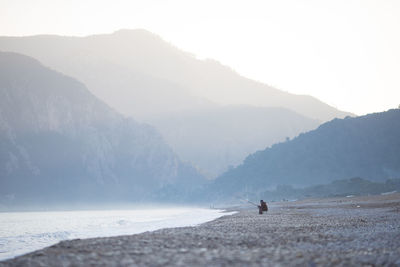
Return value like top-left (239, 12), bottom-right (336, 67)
top-left (0, 208), bottom-right (232, 261)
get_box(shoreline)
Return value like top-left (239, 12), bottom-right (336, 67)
top-left (0, 207), bottom-right (230, 261)
top-left (1, 194), bottom-right (400, 266)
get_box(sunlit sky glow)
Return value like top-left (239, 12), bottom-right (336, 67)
top-left (1, 0), bottom-right (399, 115)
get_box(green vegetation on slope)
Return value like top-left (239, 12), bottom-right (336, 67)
top-left (210, 109), bottom-right (400, 200)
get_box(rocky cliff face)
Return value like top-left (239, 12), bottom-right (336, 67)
top-left (0, 52), bottom-right (204, 207)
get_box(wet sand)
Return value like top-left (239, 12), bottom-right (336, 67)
top-left (1, 193), bottom-right (400, 266)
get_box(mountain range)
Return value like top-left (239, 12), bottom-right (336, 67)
top-left (0, 29), bottom-right (352, 177)
top-left (0, 51), bottom-right (398, 207)
top-left (0, 52), bottom-right (204, 208)
top-left (0, 29), bottom-right (351, 121)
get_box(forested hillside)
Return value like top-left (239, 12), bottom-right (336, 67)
top-left (209, 109), bottom-right (400, 200)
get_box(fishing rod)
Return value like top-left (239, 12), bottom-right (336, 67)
top-left (236, 197), bottom-right (259, 207)
top-left (246, 200), bottom-right (259, 207)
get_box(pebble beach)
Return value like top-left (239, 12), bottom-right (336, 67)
top-left (1, 193), bottom-right (400, 266)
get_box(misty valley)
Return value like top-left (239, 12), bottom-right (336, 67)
top-left (0, 29), bottom-right (400, 266)
top-left (0, 30), bottom-right (399, 208)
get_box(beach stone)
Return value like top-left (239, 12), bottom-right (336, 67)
top-left (1, 194), bottom-right (400, 266)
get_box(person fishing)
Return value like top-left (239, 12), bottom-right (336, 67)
top-left (256, 200), bottom-right (268, 214)
top-left (238, 198), bottom-right (268, 214)
top-left (260, 200), bottom-right (268, 213)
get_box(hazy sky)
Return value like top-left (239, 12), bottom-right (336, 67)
top-left (1, 0), bottom-right (399, 115)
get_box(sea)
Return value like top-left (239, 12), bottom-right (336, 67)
top-left (0, 207), bottom-right (231, 261)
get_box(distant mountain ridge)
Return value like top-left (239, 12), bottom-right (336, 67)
top-left (0, 52), bottom-right (204, 207)
top-left (0, 29), bottom-right (352, 121)
top-left (0, 29), bottom-right (352, 178)
top-left (209, 109), bottom-right (400, 200)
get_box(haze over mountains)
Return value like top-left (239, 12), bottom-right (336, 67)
top-left (209, 109), bottom-right (400, 201)
top-left (0, 38), bottom-right (398, 207)
top-left (0, 52), bottom-right (204, 207)
top-left (0, 29), bottom-right (351, 177)
top-left (0, 29), bottom-right (351, 121)
top-left (149, 106), bottom-right (319, 177)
